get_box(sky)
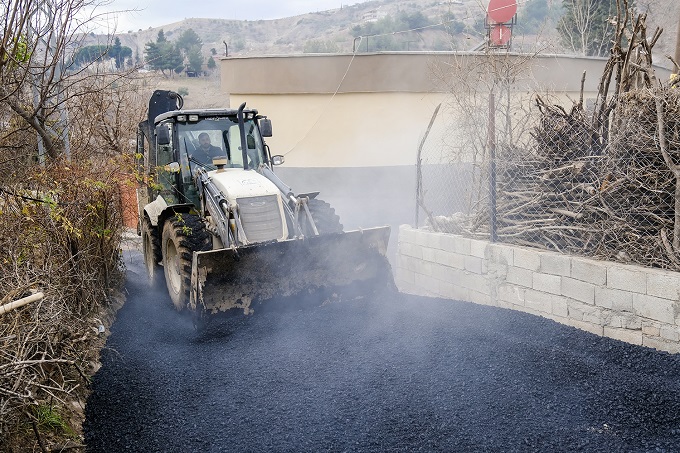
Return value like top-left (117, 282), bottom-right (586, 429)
top-left (94, 0), bottom-right (372, 33)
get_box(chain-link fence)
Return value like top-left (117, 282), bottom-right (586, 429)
top-left (417, 14), bottom-right (680, 272)
top-left (417, 53), bottom-right (538, 238)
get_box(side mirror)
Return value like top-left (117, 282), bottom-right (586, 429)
top-left (271, 155), bottom-right (285, 166)
top-left (259, 118), bottom-right (272, 137)
top-left (155, 124), bottom-right (170, 145)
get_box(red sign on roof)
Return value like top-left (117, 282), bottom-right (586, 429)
top-left (487, 0), bottom-right (517, 24)
top-left (489, 24), bottom-right (512, 46)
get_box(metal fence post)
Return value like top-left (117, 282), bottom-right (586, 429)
top-left (488, 90), bottom-right (498, 243)
top-left (415, 104), bottom-right (442, 228)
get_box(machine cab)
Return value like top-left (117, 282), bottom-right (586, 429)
top-left (150, 108), bottom-right (272, 208)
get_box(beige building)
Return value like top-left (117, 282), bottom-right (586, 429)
top-left (220, 52), bottom-right (648, 166)
top-left (219, 52), bottom-right (671, 253)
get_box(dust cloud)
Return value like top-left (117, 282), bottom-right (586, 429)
top-left (275, 165), bottom-right (415, 265)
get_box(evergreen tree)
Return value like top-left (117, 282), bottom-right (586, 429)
top-left (144, 41), bottom-right (161, 69)
top-left (516, 0), bottom-right (552, 35)
top-left (111, 37), bottom-right (121, 63)
top-left (207, 56), bottom-right (216, 70)
top-left (110, 37), bottom-right (132, 69)
top-left (187, 47), bottom-right (204, 73)
top-left (162, 43), bottom-right (183, 76)
top-left (72, 45), bottom-right (109, 66)
top-left (176, 28), bottom-right (203, 54)
top-left (397, 11), bottom-right (431, 30)
top-left (143, 29), bottom-right (182, 77)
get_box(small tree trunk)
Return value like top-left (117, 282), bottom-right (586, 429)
top-left (653, 95), bottom-right (680, 251)
top-left (674, 176), bottom-right (680, 252)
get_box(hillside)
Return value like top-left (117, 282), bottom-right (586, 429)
top-left (87, 0), bottom-right (678, 69)
top-left (92, 0), bottom-right (566, 60)
top-left (107, 1), bottom-right (476, 57)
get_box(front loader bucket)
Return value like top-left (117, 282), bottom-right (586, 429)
top-left (189, 226), bottom-right (393, 316)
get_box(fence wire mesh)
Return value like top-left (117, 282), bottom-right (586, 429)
top-left (417, 12), bottom-right (680, 272)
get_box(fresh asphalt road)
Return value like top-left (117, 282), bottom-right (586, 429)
top-left (84, 250), bottom-right (680, 452)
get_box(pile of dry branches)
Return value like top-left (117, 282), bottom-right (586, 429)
top-left (596, 87), bottom-right (680, 267)
top-left (494, 94), bottom-right (603, 252)
top-left (492, 7), bottom-right (680, 270)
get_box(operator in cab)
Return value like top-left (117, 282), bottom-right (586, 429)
top-left (194, 132), bottom-right (224, 164)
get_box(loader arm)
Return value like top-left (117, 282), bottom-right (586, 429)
top-left (258, 165), bottom-right (318, 237)
top-left (195, 167), bottom-right (238, 247)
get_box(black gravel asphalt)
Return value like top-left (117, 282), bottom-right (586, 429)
top-left (84, 251), bottom-right (680, 452)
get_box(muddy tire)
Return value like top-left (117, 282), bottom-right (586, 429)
top-left (161, 214), bottom-right (212, 310)
top-left (303, 198), bottom-right (343, 236)
top-left (141, 216), bottom-right (162, 287)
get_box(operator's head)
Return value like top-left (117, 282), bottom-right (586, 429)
top-left (198, 132), bottom-right (211, 150)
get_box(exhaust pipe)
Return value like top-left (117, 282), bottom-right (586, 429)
top-left (237, 102), bottom-right (249, 170)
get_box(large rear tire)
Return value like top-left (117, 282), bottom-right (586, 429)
top-left (141, 216), bottom-right (162, 288)
top-left (162, 214), bottom-right (212, 310)
top-left (302, 198), bottom-right (343, 236)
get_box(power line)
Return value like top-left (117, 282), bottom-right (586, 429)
top-left (283, 1), bottom-right (528, 157)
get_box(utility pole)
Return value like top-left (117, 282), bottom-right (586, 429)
top-left (488, 90), bottom-right (497, 243)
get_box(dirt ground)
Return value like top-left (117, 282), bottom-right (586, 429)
top-left (149, 73), bottom-right (227, 109)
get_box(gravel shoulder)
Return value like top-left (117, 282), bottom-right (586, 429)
top-left (84, 251), bottom-right (680, 452)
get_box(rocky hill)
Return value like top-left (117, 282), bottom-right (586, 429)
top-left (87, 0), bottom-right (678, 69)
top-left (92, 0), bottom-right (563, 61)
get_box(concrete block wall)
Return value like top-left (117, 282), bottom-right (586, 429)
top-left (396, 225), bottom-right (680, 354)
